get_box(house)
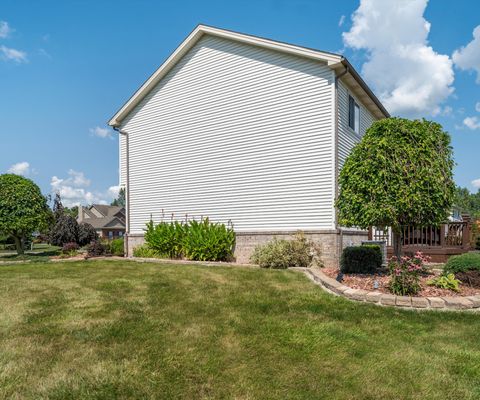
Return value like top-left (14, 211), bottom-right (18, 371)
top-left (108, 25), bottom-right (389, 267)
top-left (77, 205), bottom-right (126, 240)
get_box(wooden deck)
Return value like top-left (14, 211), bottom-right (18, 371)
top-left (369, 221), bottom-right (472, 263)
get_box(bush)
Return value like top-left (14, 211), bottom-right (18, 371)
top-left (388, 252), bottom-right (429, 296)
top-left (86, 240), bottom-right (107, 257)
top-left (340, 245), bottom-right (382, 274)
top-left (49, 214), bottom-right (78, 247)
top-left (133, 244), bottom-right (160, 258)
top-left (78, 223), bottom-right (98, 246)
top-left (250, 232), bottom-right (321, 269)
top-left (143, 217), bottom-right (235, 261)
top-left (110, 238), bottom-right (124, 256)
top-left (444, 253), bottom-right (480, 274)
top-left (144, 220), bottom-right (186, 258)
top-left (182, 218), bottom-right (235, 261)
top-left (62, 242), bottom-right (79, 256)
top-left (427, 273), bottom-right (460, 292)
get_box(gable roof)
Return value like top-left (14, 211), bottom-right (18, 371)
top-left (108, 24), bottom-right (389, 127)
top-left (79, 205), bottom-right (126, 230)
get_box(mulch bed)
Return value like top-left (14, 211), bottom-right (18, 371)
top-left (323, 267), bottom-right (480, 297)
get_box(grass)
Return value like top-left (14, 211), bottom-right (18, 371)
top-left (0, 243), bottom-right (60, 262)
top-left (1, 260), bottom-right (480, 399)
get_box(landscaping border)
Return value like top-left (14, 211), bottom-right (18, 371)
top-left (298, 267), bottom-right (480, 311)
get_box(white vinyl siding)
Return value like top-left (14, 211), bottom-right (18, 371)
top-left (121, 35), bottom-right (335, 234)
top-left (337, 79), bottom-right (376, 169)
top-left (119, 134), bottom-right (127, 187)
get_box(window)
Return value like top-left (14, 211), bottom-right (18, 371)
top-left (108, 231), bottom-right (113, 239)
top-left (348, 95), bottom-right (360, 134)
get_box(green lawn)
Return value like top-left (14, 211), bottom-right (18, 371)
top-left (1, 260), bottom-right (479, 399)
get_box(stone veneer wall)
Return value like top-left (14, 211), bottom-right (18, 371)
top-left (126, 230), bottom-right (368, 268)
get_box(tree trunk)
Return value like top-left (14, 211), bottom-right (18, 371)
top-left (13, 235), bottom-right (24, 255)
top-left (393, 229), bottom-right (402, 259)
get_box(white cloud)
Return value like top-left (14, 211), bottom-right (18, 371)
top-left (107, 185), bottom-right (120, 198)
top-left (0, 45), bottom-right (27, 63)
top-left (0, 21), bottom-right (11, 38)
top-left (453, 25), bottom-right (480, 83)
top-left (472, 179), bottom-right (480, 189)
top-left (338, 15), bottom-right (345, 27)
top-left (50, 170), bottom-right (117, 207)
top-left (342, 0), bottom-right (454, 117)
top-left (476, 102), bottom-right (480, 112)
top-left (7, 161), bottom-right (30, 176)
top-left (463, 116), bottom-right (480, 130)
top-left (90, 126), bottom-right (112, 139)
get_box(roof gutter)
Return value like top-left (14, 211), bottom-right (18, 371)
top-left (340, 58), bottom-right (390, 118)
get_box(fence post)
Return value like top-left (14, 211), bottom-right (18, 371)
top-left (440, 224), bottom-right (446, 247)
top-left (463, 222), bottom-right (471, 249)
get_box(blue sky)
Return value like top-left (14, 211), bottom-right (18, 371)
top-left (1, 0), bottom-right (479, 206)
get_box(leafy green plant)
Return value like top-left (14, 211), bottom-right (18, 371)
top-left (388, 252), bottom-right (429, 296)
top-left (110, 238), bottom-right (124, 256)
top-left (144, 220), bottom-right (186, 258)
top-left (444, 253), bottom-right (480, 274)
top-left (182, 218), bottom-right (235, 261)
top-left (143, 217), bottom-right (235, 261)
top-left (133, 244), bottom-right (161, 258)
top-left (336, 118), bottom-right (455, 258)
top-left (250, 232), bottom-right (321, 269)
top-left (427, 273), bottom-right (460, 292)
top-left (340, 245), bottom-right (382, 274)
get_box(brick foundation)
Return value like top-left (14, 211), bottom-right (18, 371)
top-left (126, 229), bottom-right (368, 268)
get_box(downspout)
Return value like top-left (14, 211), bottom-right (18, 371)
top-left (113, 126), bottom-right (131, 257)
top-left (334, 65), bottom-right (349, 263)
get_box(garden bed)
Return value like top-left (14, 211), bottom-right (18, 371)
top-left (323, 267), bottom-right (480, 297)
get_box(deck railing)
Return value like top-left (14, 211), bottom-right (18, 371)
top-left (369, 222), bottom-right (471, 249)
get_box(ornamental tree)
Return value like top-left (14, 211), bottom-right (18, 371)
top-left (336, 118), bottom-right (455, 258)
top-left (0, 174), bottom-right (52, 254)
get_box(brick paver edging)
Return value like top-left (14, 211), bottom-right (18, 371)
top-left (297, 267), bottom-right (480, 311)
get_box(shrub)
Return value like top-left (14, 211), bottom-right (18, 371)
top-left (340, 245), bottom-right (382, 274)
top-left (250, 232), bottom-right (321, 269)
top-left (444, 253), bottom-right (480, 274)
top-left (144, 220), bottom-right (186, 258)
top-left (62, 242), bottom-right (79, 256)
top-left (427, 273), bottom-right (460, 292)
top-left (182, 218), bottom-right (235, 261)
top-left (78, 223), bottom-right (98, 246)
top-left (49, 214), bottom-right (78, 247)
top-left (388, 252), bottom-right (429, 296)
top-left (110, 238), bottom-right (124, 256)
top-left (133, 244), bottom-right (160, 258)
top-left (143, 217), bottom-right (235, 261)
top-left (86, 240), bottom-right (107, 257)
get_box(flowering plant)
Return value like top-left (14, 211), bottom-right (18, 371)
top-left (388, 251), bottom-right (430, 295)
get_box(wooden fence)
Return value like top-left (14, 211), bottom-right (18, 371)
top-left (368, 222), bottom-right (471, 262)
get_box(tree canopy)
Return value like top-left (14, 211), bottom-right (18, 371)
top-left (111, 187), bottom-right (125, 207)
top-left (455, 187), bottom-right (480, 219)
top-left (336, 118), bottom-right (455, 257)
top-left (0, 174), bottom-right (52, 254)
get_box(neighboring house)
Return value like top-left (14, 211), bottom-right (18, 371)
top-left (77, 205), bottom-right (126, 239)
top-left (108, 25), bottom-right (389, 267)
